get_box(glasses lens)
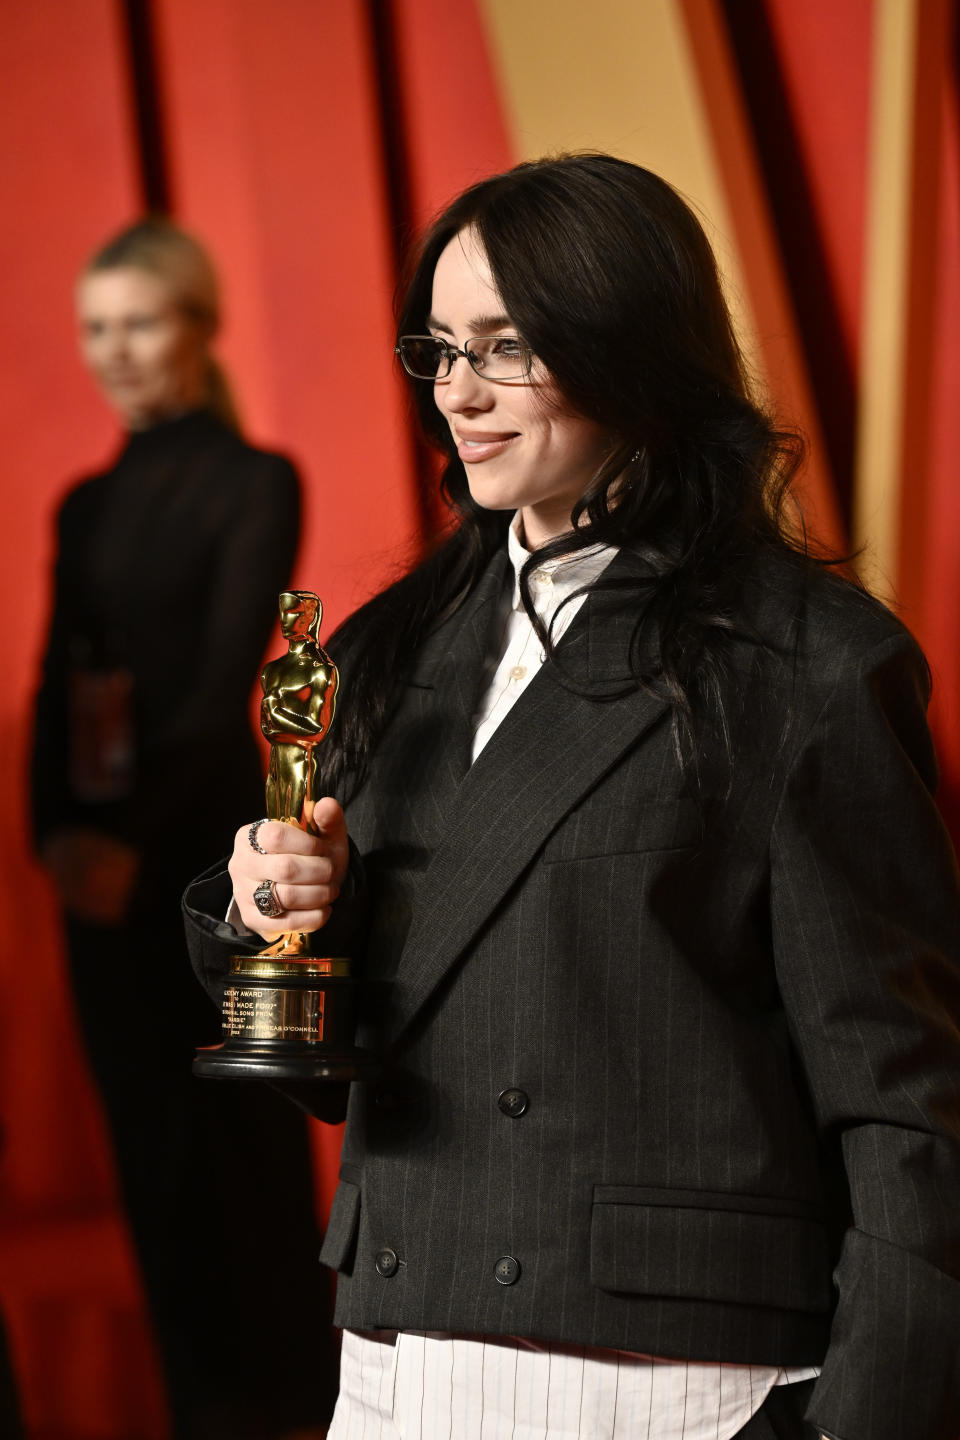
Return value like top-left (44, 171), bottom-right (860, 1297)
top-left (466, 336), bottom-right (530, 380)
top-left (398, 337), bottom-right (448, 378)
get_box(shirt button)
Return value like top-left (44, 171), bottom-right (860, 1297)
top-left (375, 1247), bottom-right (399, 1278)
top-left (498, 1088), bottom-right (529, 1117)
top-left (532, 570), bottom-right (552, 588)
top-left (494, 1255), bottom-right (521, 1285)
top-left (509, 665), bottom-right (527, 681)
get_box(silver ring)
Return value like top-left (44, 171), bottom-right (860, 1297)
top-left (253, 879), bottom-right (284, 920)
top-left (248, 818), bottom-right (270, 854)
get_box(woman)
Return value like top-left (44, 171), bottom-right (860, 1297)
top-left (185, 157), bottom-right (960, 1440)
top-left (32, 219), bottom-right (335, 1439)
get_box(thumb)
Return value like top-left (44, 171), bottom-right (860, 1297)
top-left (313, 795), bottom-right (346, 836)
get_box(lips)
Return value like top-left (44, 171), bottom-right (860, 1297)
top-left (455, 430), bottom-right (519, 463)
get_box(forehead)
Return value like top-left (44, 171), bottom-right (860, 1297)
top-left (430, 227), bottom-right (505, 328)
top-left (77, 266), bottom-right (172, 316)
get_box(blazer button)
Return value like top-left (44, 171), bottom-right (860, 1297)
top-left (375, 1247), bottom-right (399, 1278)
top-left (497, 1088), bottom-right (529, 1117)
top-left (494, 1255), bottom-right (521, 1285)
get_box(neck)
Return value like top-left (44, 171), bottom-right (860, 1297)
top-left (123, 403), bottom-right (204, 433)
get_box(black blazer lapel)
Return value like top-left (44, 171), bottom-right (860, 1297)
top-left (397, 548), bottom-right (511, 835)
top-left (385, 567), bottom-right (670, 1045)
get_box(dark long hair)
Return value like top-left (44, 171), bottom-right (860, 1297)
top-left (325, 152), bottom-right (811, 797)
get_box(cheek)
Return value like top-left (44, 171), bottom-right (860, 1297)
top-left (433, 382), bottom-right (453, 425)
top-left (135, 332), bottom-right (175, 370)
top-left (551, 416), bottom-right (609, 470)
top-left (136, 329), bottom-right (196, 389)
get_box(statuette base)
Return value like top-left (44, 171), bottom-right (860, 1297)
top-left (192, 956), bottom-right (379, 1083)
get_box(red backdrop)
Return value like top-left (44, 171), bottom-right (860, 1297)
top-left (0, 2), bottom-right (511, 1435)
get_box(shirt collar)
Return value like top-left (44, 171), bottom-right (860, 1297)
top-left (506, 512), bottom-right (618, 617)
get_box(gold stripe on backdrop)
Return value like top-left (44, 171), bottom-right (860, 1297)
top-left (477, 0), bottom-right (759, 376)
top-left (853, 0), bottom-right (919, 599)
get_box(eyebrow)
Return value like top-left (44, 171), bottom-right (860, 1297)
top-left (426, 311), bottom-right (515, 336)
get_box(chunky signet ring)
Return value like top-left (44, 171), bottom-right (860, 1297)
top-left (248, 818), bottom-right (270, 854)
top-left (253, 879), bottom-right (284, 920)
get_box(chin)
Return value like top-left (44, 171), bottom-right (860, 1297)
top-left (464, 478), bottom-right (523, 514)
top-left (117, 404), bottom-right (159, 431)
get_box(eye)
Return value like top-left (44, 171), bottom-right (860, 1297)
top-left (468, 334), bottom-right (530, 378)
top-left (399, 335), bottom-right (449, 379)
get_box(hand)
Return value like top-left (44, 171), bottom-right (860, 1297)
top-left (41, 827), bottom-right (141, 926)
top-left (228, 798), bottom-right (349, 940)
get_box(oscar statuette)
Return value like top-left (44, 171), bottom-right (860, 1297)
top-left (194, 589), bottom-right (378, 1082)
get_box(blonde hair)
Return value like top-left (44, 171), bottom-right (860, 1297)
top-left (84, 217), bottom-right (241, 431)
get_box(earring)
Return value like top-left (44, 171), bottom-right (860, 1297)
top-left (629, 448), bottom-right (641, 463)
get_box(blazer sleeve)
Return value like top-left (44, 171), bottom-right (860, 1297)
top-left (769, 629), bottom-right (960, 1440)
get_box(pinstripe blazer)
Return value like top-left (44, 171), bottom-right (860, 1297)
top-left (185, 546), bottom-right (960, 1440)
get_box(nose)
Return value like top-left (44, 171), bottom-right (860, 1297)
top-left (100, 324), bottom-right (129, 362)
top-left (435, 353), bottom-right (493, 415)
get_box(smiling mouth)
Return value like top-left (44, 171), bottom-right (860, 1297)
top-left (456, 432), bottom-right (519, 462)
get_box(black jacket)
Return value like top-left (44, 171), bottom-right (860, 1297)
top-left (32, 408), bottom-right (300, 908)
top-left (186, 545), bottom-right (960, 1440)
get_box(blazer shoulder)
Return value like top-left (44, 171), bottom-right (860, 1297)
top-left (727, 551), bottom-right (933, 781)
top-left (746, 548), bottom-right (924, 678)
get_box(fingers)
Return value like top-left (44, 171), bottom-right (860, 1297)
top-left (243, 851), bottom-right (340, 893)
top-left (251, 836), bottom-right (329, 879)
top-left (266, 881), bottom-right (335, 914)
top-left (313, 796), bottom-right (346, 836)
top-left (240, 901), bottom-right (334, 940)
top-left (248, 882), bottom-right (336, 936)
top-left (232, 870), bottom-right (339, 937)
top-left (241, 905), bottom-right (334, 937)
top-left (229, 838), bottom-right (336, 897)
top-left (243, 819), bottom-right (318, 855)
top-left (229, 804), bottom-right (350, 937)
top-left (312, 798), bottom-right (349, 886)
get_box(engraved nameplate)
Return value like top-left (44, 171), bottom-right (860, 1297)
top-left (222, 985), bottom-right (325, 1042)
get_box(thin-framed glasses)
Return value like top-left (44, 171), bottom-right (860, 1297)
top-left (396, 334), bottom-right (533, 383)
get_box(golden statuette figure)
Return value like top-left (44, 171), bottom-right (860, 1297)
top-left (194, 588), bottom-right (378, 1083)
top-left (258, 589), bottom-right (339, 958)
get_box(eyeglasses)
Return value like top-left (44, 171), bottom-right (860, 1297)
top-left (395, 334), bottom-right (533, 382)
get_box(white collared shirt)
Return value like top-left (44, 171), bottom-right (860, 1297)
top-left (330, 517), bottom-right (819, 1439)
top-left (471, 517), bottom-right (616, 762)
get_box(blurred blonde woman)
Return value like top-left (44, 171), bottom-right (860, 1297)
top-left (31, 219), bottom-right (335, 1439)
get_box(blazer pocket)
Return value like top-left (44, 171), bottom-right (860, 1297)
top-left (590, 1185), bottom-right (833, 1313)
top-left (319, 1178), bottom-right (361, 1274)
top-left (544, 799), bottom-right (701, 863)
